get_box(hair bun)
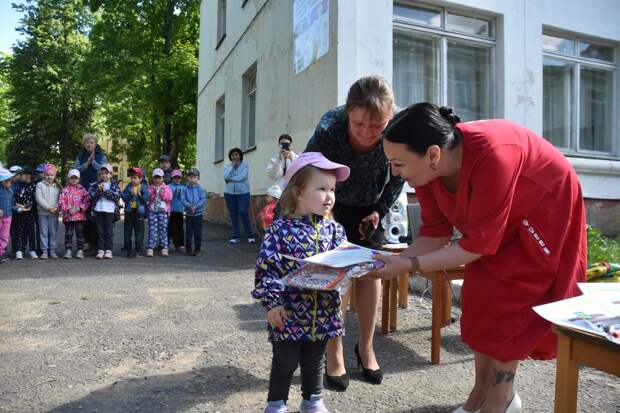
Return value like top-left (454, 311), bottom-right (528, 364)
top-left (439, 106), bottom-right (461, 125)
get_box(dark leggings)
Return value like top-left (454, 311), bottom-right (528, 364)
top-left (15, 212), bottom-right (36, 252)
top-left (268, 340), bottom-right (327, 402)
top-left (64, 221), bottom-right (86, 251)
top-left (168, 211), bottom-right (184, 248)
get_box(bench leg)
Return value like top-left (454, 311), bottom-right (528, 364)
top-left (390, 277), bottom-right (398, 332)
top-left (431, 274), bottom-right (443, 364)
top-left (381, 279), bottom-right (390, 335)
top-left (398, 273), bottom-right (409, 309)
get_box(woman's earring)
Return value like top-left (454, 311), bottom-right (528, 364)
top-left (430, 163), bottom-right (437, 170)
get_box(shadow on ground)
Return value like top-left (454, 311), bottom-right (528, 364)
top-left (394, 405), bottom-right (461, 413)
top-left (46, 364), bottom-right (267, 413)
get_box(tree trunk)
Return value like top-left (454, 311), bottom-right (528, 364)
top-left (162, 0), bottom-right (175, 159)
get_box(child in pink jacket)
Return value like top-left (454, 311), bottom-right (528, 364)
top-left (58, 169), bottom-right (90, 259)
top-left (146, 168), bottom-right (172, 257)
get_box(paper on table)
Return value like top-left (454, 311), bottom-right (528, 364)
top-left (533, 295), bottom-right (620, 344)
top-left (282, 241), bottom-right (389, 268)
top-left (577, 283), bottom-right (620, 314)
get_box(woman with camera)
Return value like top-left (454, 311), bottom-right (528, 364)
top-left (266, 134), bottom-right (297, 188)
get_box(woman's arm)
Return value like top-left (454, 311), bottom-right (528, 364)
top-left (372, 237), bottom-right (481, 279)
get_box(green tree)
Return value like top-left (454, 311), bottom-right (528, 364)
top-left (0, 53), bottom-right (13, 162)
top-left (86, 0), bottom-right (199, 169)
top-left (5, 0), bottom-right (95, 175)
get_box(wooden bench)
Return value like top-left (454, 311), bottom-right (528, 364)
top-left (378, 243), bottom-right (465, 364)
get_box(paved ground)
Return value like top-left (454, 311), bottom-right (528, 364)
top-left (0, 221), bottom-right (619, 413)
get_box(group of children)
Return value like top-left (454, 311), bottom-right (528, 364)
top-left (0, 162), bottom-right (206, 261)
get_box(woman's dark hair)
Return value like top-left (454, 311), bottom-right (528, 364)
top-left (383, 103), bottom-right (462, 155)
top-left (228, 147), bottom-right (243, 162)
top-left (278, 134), bottom-right (292, 143)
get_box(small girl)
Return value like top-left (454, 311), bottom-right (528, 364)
top-left (0, 166), bottom-right (15, 262)
top-left (58, 169), bottom-right (89, 259)
top-left (88, 163), bottom-right (121, 259)
top-left (168, 169), bottom-right (186, 253)
top-left (35, 164), bottom-right (61, 259)
top-left (252, 152), bottom-right (350, 413)
top-left (121, 167), bottom-right (149, 258)
top-left (256, 185), bottom-right (282, 232)
top-left (14, 167), bottom-right (37, 259)
top-left (146, 168), bottom-right (172, 257)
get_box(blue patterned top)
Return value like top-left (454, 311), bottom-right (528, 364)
top-left (252, 214), bottom-right (347, 342)
top-left (305, 106), bottom-right (405, 217)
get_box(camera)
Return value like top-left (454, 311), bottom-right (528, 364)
top-left (279, 142), bottom-right (291, 151)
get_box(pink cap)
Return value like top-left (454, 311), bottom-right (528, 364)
top-left (171, 169), bottom-right (182, 178)
top-left (44, 164), bottom-right (57, 174)
top-left (282, 152), bottom-right (350, 184)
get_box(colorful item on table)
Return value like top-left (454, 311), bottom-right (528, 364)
top-left (586, 261), bottom-right (620, 283)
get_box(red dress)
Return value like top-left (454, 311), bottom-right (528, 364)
top-left (416, 119), bottom-right (587, 362)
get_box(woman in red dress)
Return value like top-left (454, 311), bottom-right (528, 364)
top-left (373, 103), bottom-right (586, 413)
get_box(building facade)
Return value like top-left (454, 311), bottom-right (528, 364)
top-left (197, 0), bottom-right (620, 235)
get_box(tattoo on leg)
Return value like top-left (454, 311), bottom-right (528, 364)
top-left (492, 367), bottom-right (516, 385)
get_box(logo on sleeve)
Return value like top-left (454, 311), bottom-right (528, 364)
top-left (522, 219), bottom-right (551, 256)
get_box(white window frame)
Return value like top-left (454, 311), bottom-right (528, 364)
top-left (543, 30), bottom-right (617, 158)
top-left (393, 2), bottom-right (497, 117)
top-left (216, 0), bottom-right (227, 49)
top-left (242, 63), bottom-right (257, 151)
top-left (215, 95), bottom-right (225, 163)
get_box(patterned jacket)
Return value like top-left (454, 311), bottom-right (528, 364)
top-left (58, 184), bottom-right (90, 222)
top-left (252, 215), bottom-right (347, 342)
top-left (14, 182), bottom-right (37, 215)
top-left (304, 106), bottom-right (405, 217)
top-left (147, 184), bottom-right (172, 214)
top-left (88, 179), bottom-right (121, 221)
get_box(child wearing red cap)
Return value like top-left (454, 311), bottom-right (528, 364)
top-left (121, 167), bottom-right (149, 258)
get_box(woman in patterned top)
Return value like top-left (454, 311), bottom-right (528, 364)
top-left (252, 152), bottom-right (350, 413)
top-left (305, 75), bottom-right (404, 388)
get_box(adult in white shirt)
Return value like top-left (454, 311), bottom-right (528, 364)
top-left (265, 134), bottom-right (297, 187)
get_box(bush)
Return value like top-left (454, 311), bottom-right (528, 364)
top-left (587, 225), bottom-right (620, 264)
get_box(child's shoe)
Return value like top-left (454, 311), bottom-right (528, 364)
top-left (229, 238), bottom-right (241, 244)
top-left (16, 251), bottom-right (23, 260)
top-left (29, 251), bottom-right (38, 259)
top-left (127, 250), bottom-right (136, 258)
top-left (64, 249), bottom-right (72, 259)
top-left (40, 251), bottom-right (48, 260)
top-left (248, 237), bottom-right (256, 244)
top-left (0, 253), bottom-right (9, 263)
top-left (50, 251), bottom-right (58, 259)
top-left (75, 250), bottom-right (84, 259)
top-left (104, 250), bottom-right (113, 259)
top-left (194, 249), bottom-right (201, 256)
top-left (263, 400), bottom-right (288, 413)
top-left (96, 250), bottom-right (104, 259)
top-left (300, 395), bottom-right (329, 413)
top-left (179, 246), bottom-right (186, 253)
top-left (135, 251), bottom-right (143, 258)
top-left (146, 249), bottom-right (154, 257)
top-left (161, 248), bottom-right (169, 257)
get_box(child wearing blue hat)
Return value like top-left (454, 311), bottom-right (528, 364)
top-left (0, 166), bottom-right (15, 262)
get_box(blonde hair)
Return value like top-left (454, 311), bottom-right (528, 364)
top-left (279, 165), bottom-right (334, 219)
top-left (345, 75), bottom-right (395, 121)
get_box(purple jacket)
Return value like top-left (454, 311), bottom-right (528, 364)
top-left (252, 215), bottom-right (347, 342)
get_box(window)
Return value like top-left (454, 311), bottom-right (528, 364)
top-left (393, 3), bottom-right (495, 122)
top-left (215, 96), bottom-right (225, 163)
top-left (543, 33), bottom-right (616, 155)
top-left (216, 0), bottom-right (226, 48)
top-left (242, 64), bottom-right (257, 150)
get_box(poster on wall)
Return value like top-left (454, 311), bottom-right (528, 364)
top-left (293, 0), bottom-right (329, 74)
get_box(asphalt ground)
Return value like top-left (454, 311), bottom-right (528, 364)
top-left (0, 220), bottom-right (618, 412)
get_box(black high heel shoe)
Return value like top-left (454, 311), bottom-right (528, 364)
top-left (354, 342), bottom-right (383, 384)
top-left (324, 368), bottom-right (349, 391)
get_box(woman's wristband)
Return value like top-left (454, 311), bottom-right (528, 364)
top-left (409, 256), bottom-right (420, 272)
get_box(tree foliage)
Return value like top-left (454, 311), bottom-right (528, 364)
top-left (4, 0), bottom-right (95, 175)
top-left (85, 0), bottom-right (199, 168)
top-left (2, 0), bottom-right (199, 173)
